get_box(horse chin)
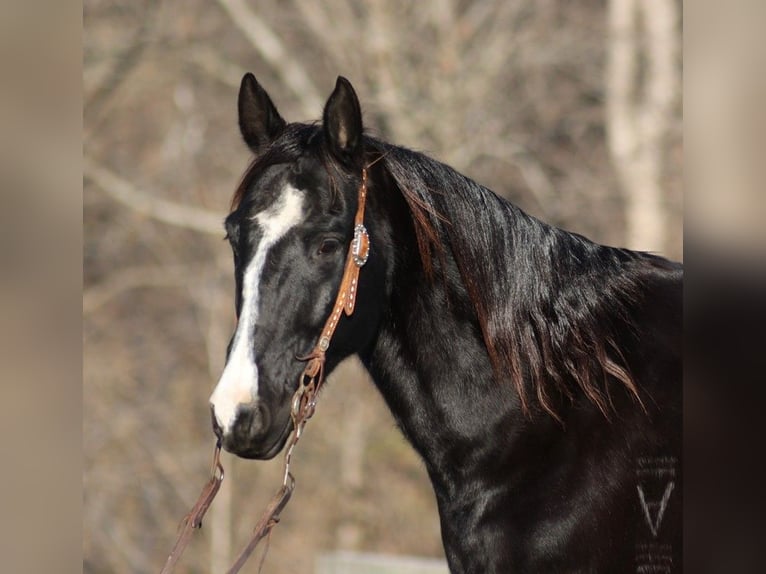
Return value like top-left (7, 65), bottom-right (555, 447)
top-left (234, 416), bottom-right (292, 460)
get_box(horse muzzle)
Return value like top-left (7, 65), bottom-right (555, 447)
top-left (210, 402), bottom-right (291, 460)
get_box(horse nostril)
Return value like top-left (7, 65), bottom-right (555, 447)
top-left (210, 405), bottom-right (224, 440)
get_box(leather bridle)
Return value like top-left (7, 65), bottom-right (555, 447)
top-left (160, 168), bottom-right (371, 574)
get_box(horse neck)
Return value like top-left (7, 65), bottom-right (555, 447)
top-left (356, 158), bottom-right (682, 572)
top-left (358, 164), bottom-right (644, 484)
top-left (360, 176), bottom-right (548, 496)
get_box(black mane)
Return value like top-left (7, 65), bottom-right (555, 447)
top-left (372, 139), bottom-right (679, 421)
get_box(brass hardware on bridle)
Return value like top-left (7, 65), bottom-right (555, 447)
top-left (159, 168), bottom-right (370, 574)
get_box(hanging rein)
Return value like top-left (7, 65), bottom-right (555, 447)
top-left (159, 168), bottom-right (371, 574)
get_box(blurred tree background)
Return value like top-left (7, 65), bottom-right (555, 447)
top-left (83, 1), bottom-right (681, 572)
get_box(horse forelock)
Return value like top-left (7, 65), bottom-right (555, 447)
top-left (230, 123), bottom-right (358, 214)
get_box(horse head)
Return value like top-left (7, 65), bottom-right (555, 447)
top-left (209, 75), bottom-right (386, 459)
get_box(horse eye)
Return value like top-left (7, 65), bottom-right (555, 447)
top-left (317, 238), bottom-right (341, 256)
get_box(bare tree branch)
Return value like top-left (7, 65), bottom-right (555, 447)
top-left (84, 4), bottom-right (159, 134)
top-left (464, 2), bottom-right (523, 82)
top-left (83, 264), bottom-right (199, 314)
top-left (291, 2), bottom-right (349, 68)
top-left (84, 155), bottom-right (224, 236)
top-left (428, 0), bottom-right (460, 164)
top-left (366, 0), bottom-right (426, 145)
top-left (607, 0), bottom-right (679, 252)
top-left (196, 282), bottom-right (235, 572)
top-left (104, 523), bottom-right (157, 574)
top-left (187, 47), bottom-right (247, 89)
top-left (215, 0), bottom-right (324, 116)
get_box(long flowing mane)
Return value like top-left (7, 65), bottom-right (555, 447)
top-left (232, 125), bottom-right (674, 421)
top-left (370, 138), bottom-right (662, 421)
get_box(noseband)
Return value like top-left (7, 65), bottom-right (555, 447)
top-left (160, 168), bottom-right (371, 574)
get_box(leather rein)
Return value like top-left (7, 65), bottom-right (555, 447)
top-left (159, 168), bottom-right (371, 574)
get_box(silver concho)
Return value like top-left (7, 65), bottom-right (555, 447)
top-left (351, 223), bottom-right (370, 267)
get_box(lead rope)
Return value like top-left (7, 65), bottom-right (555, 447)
top-left (159, 441), bottom-right (224, 574)
top-left (159, 168), bottom-right (369, 574)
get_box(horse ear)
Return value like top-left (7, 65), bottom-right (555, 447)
top-left (323, 76), bottom-right (363, 165)
top-left (238, 73), bottom-right (286, 153)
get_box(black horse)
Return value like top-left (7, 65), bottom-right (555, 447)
top-left (209, 74), bottom-right (682, 573)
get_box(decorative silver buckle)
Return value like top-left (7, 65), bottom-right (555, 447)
top-left (351, 224), bottom-right (370, 267)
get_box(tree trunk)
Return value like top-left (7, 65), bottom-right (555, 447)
top-left (607, 0), bottom-right (680, 253)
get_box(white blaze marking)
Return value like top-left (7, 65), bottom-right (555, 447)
top-left (210, 184), bottom-right (304, 432)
